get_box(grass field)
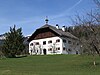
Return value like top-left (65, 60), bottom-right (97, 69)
top-left (0, 55), bottom-right (100, 75)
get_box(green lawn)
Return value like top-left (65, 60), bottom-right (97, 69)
top-left (0, 55), bottom-right (100, 75)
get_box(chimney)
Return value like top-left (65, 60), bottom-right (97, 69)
top-left (62, 26), bottom-right (65, 31)
top-left (72, 26), bottom-right (75, 30)
top-left (56, 24), bottom-right (59, 29)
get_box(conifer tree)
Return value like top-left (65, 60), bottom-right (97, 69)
top-left (2, 25), bottom-right (25, 58)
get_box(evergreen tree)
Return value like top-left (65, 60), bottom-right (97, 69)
top-left (2, 25), bottom-right (25, 58)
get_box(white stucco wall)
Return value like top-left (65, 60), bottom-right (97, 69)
top-left (29, 36), bottom-right (80, 55)
top-left (29, 37), bottom-right (63, 55)
top-left (61, 37), bottom-right (80, 54)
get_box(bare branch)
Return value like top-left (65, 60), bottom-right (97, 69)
top-left (94, 0), bottom-right (100, 7)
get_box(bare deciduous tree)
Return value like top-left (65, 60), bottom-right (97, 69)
top-left (70, 2), bottom-right (100, 65)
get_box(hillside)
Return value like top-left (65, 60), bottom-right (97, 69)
top-left (0, 55), bottom-right (100, 75)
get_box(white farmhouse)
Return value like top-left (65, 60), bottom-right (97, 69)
top-left (28, 21), bottom-right (80, 55)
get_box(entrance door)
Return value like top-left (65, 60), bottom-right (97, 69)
top-left (43, 49), bottom-right (46, 55)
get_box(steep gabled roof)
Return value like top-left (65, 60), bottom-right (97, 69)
top-left (39, 24), bottom-right (78, 39)
top-left (28, 24), bottom-right (78, 42)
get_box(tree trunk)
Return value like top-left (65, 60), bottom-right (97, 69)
top-left (92, 42), bottom-right (100, 56)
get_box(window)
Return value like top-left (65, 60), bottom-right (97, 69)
top-left (30, 43), bottom-right (33, 46)
top-left (56, 48), bottom-right (58, 50)
top-left (76, 51), bottom-right (78, 54)
top-left (73, 42), bottom-right (75, 45)
top-left (68, 49), bottom-right (71, 51)
top-left (56, 39), bottom-right (60, 42)
top-left (36, 42), bottom-right (39, 45)
top-left (43, 41), bottom-right (46, 45)
top-left (68, 40), bottom-right (71, 44)
top-left (48, 48), bottom-right (52, 51)
top-left (48, 40), bottom-right (52, 44)
top-left (58, 47), bottom-right (60, 50)
top-left (63, 39), bottom-right (66, 43)
top-left (56, 47), bottom-right (60, 50)
top-left (63, 47), bottom-right (66, 50)
top-left (77, 43), bottom-right (79, 45)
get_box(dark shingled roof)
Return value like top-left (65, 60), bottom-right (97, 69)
top-left (36, 24), bottom-right (79, 40)
top-left (27, 24), bottom-right (79, 42)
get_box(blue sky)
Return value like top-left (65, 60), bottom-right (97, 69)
top-left (0, 0), bottom-right (96, 36)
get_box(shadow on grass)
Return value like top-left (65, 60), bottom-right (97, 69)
top-left (6, 55), bottom-right (28, 58)
top-left (15, 55), bottom-right (27, 58)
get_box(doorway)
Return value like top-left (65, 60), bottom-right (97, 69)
top-left (43, 49), bottom-right (46, 55)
